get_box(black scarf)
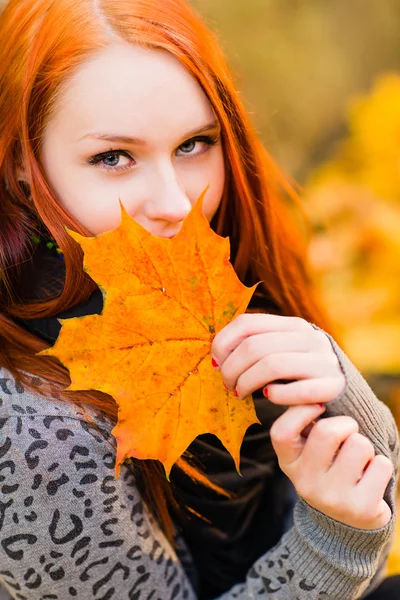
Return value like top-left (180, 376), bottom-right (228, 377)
top-left (17, 249), bottom-right (294, 600)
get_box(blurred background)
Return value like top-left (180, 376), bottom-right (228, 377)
top-left (191, 0), bottom-right (400, 572)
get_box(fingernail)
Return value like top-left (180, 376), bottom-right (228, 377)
top-left (317, 402), bottom-right (325, 408)
top-left (211, 356), bottom-right (219, 369)
top-left (263, 386), bottom-right (269, 399)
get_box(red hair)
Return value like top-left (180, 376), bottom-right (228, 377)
top-left (0, 0), bottom-right (332, 541)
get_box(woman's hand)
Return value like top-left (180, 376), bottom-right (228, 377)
top-left (211, 314), bottom-right (346, 404)
top-left (270, 403), bottom-right (393, 529)
top-left (211, 314), bottom-right (394, 529)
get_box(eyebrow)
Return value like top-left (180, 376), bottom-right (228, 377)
top-left (78, 120), bottom-right (220, 145)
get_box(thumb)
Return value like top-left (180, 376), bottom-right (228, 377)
top-left (270, 403), bottom-right (326, 466)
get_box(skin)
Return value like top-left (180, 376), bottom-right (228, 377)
top-left (20, 42), bottom-right (392, 530)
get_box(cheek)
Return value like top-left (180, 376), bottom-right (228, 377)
top-left (76, 201), bottom-right (123, 236)
top-left (40, 135), bottom-right (125, 235)
top-left (41, 159), bottom-right (123, 235)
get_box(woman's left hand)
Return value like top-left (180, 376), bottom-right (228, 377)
top-left (211, 314), bottom-right (346, 405)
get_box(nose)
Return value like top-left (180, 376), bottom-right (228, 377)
top-left (144, 161), bottom-right (192, 230)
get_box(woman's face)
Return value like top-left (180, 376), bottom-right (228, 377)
top-left (39, 43), bottom-right (226, 237)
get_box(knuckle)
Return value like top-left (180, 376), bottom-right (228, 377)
top-left (292, 317), bottom-right (312, 330)
top-left (264, 355), bottom-right (282, 382)
top-left (330, 375), bottom-right (346, 398)
top-left (310, 419), bottom-right (327, 438)
top-left (270, 421), bottom-right (290, 446)
top-left (235, 375), bottom-right (246, 398)
top-left (348, 432), bottom-right (375, 457)
top-left (325, 352), bottom-right (341, 369)
top-left (219, 363), bottom-right (229, 381)
top-left (211, 339), bottom-right (223, 358)
top-left (242, 336), bottom-right (259, 361)
top-left (314, 330), bottom-right (333, 351)
top-left (235, 314), bottom-right (248, 330)
top-left (313, 415), bottom-right (358, 442)
top-left (373, 454), bottom-right (394, 474)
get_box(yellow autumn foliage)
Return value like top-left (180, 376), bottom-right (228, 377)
top-left (304, 74), bottom-right (400, 374)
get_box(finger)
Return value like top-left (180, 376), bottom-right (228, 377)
top-left (299, 416), bottom-right (359, 472)
top-left (370, 500), bottom-right (392, 529)
top-left (329, 433), bottom-right (375, 484)
top-left (212, 313), bottom-right (312, 367)
top-left (356, 455), bottom-right (394, 504)
top-left (266, 376), bottom-right (346, 405)
top-left (219, 330), bottom-right (333, 389)
top-left (270, 403), bottom-right (326, 466)
top-left (234, 352), bottom-right (341, 399)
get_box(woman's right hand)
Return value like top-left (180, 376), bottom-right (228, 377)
top-left (270, 403), bottom-right (394, 530)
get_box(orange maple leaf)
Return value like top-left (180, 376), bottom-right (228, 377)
top-left (39, 191), bottom-right (260, 477)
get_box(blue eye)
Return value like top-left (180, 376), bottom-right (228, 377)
top-left (176, 135), bottom-right (219, 157)
top-left (88, 150), bottom-right (133, 172)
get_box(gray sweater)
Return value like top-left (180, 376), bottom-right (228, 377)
top-left (0, 332), bottom-right (398, 599)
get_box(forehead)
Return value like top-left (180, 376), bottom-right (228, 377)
top-left (50, 43), bottom-right (215, 141)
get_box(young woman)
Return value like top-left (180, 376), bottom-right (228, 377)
top-left (0, 0), bottom-right (398, 598)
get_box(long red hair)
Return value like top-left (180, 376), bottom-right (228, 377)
top-left (0, 0), bottom-right (332, 541)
